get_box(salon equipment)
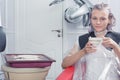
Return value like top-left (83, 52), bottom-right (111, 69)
top-left (49, 0), bottom-right (64, 6)
top-left (49, 0), bottom-right (93, 26)
top-left (64, 0), bottom-right (93, 26)
top-left (0, 26), bottom-right (6, 52)
top-left (0, 26), bottom-right (6, 80)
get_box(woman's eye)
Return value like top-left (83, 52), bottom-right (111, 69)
top-left (101, 18), bottom-right (106, 21)
top-left (92, 18), bottom-right (97, 20)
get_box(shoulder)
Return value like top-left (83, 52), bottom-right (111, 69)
top-left (110, 31), bottom-right (120, 36)
top-left (107, 31), bottom-right (120, 39)
top-left (78, 33), bottom-right (91, 49)
top-left (79, 33), bottom-right (90, 39)
top-left (107, 31), bottom-right (120, 43)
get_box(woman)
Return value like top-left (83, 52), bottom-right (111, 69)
top-left (62, 3), bottom-right (120, 80)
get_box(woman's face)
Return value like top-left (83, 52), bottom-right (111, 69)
top-left (91, 9), bottom-right (110, 32)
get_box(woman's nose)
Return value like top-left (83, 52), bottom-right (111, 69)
top-left (96, 20), bottom-right (101, 24)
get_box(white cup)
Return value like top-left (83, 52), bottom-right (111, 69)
top-left (89, 37), bottom-right (103, 47)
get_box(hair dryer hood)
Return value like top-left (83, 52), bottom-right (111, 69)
top-left (70, 4), bottom-right (89, 19)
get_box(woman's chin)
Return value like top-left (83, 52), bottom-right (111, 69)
top-left (95, 29), bottom-right (106, 32)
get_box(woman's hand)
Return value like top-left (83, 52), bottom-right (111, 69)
top-left (102, 37), bottom-right (118, 49)
top-left (84, 41), bottom-right (97, 54)
top-left (102, 37), bottom-right (120, 58)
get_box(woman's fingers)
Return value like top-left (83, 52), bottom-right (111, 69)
top-left (102, 37), bottom-right (116, 48)
top-left (85, 42), bottom-right (97, 53)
